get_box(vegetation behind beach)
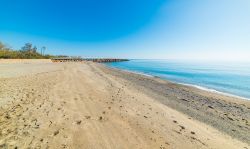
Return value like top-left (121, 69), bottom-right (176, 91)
top-left (0, 41), bottom-right (55, 59)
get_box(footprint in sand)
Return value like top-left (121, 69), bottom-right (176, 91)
top-left (179, 125), bottom-right (185, 131)
top-left (85, 116), bottom-right (91, 119)
top-left (76, 120), bottom-right (82, 125)
top-left (54, 130), bottom-right (59, 136)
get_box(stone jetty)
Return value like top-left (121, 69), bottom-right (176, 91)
top-left (51, 57), bottom-right (129, 63)
top-left (86, 58), bottom-right (129, 63)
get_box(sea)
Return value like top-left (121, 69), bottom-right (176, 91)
top-left (106, 59), bottom-right (250, 100)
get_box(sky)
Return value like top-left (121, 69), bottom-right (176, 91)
top-left (0, 0), bottom-right (250, 61)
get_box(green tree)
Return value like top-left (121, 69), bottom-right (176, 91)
top-left (21, 43), bottom-right (33, 52)
top-left (0, 41), bottom-right (62, 59)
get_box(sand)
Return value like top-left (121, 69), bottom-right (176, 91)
top-left (0, 61), bottom-right (249, 149)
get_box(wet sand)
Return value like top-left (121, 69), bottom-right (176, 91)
top-left (0, 61), bottom-right (249, 149)
top-left (100, 63), bottom-right (250, 144)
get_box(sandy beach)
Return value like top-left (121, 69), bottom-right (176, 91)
top-left (0, 60), bottom-right (249, 149)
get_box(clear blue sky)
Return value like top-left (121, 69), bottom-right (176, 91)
top-left (0, 0), bottom-right (249, 61)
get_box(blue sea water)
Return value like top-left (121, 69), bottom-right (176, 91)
top-left (106, 60), bottom-right (250, 100)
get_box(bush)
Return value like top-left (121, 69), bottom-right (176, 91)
top-left (0, 42), bottom-right (56, 59)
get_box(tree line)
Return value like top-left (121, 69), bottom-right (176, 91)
top-left (0, 41), bottom-right (57, 59)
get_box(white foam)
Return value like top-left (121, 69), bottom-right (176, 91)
top-left (107, 65), bottom-right (250, 101)
top-left (177, 83), bottom-right (250, 101)
top-left (116, 68), bottom-right (154, 78)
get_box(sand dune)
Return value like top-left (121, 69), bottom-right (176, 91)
top-left (0, 62), bottom-right (249, 149)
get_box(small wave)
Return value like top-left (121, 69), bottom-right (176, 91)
top-left (177, 83), bottom-right (250, 100)
top-left (106, 63), bottom-right (250, 101)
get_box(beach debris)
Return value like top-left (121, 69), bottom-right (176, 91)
top-left (191, 131), bottom-right (195, 135)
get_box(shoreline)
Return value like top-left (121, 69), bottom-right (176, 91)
top-left (179, 82), bottom-right (250, 101)
top-left (99, 63), bottom-right (250, 144)
top-left (104, 64), bottom-right (250, 101)
top-left (0, 61), bottom-right (249, 148)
